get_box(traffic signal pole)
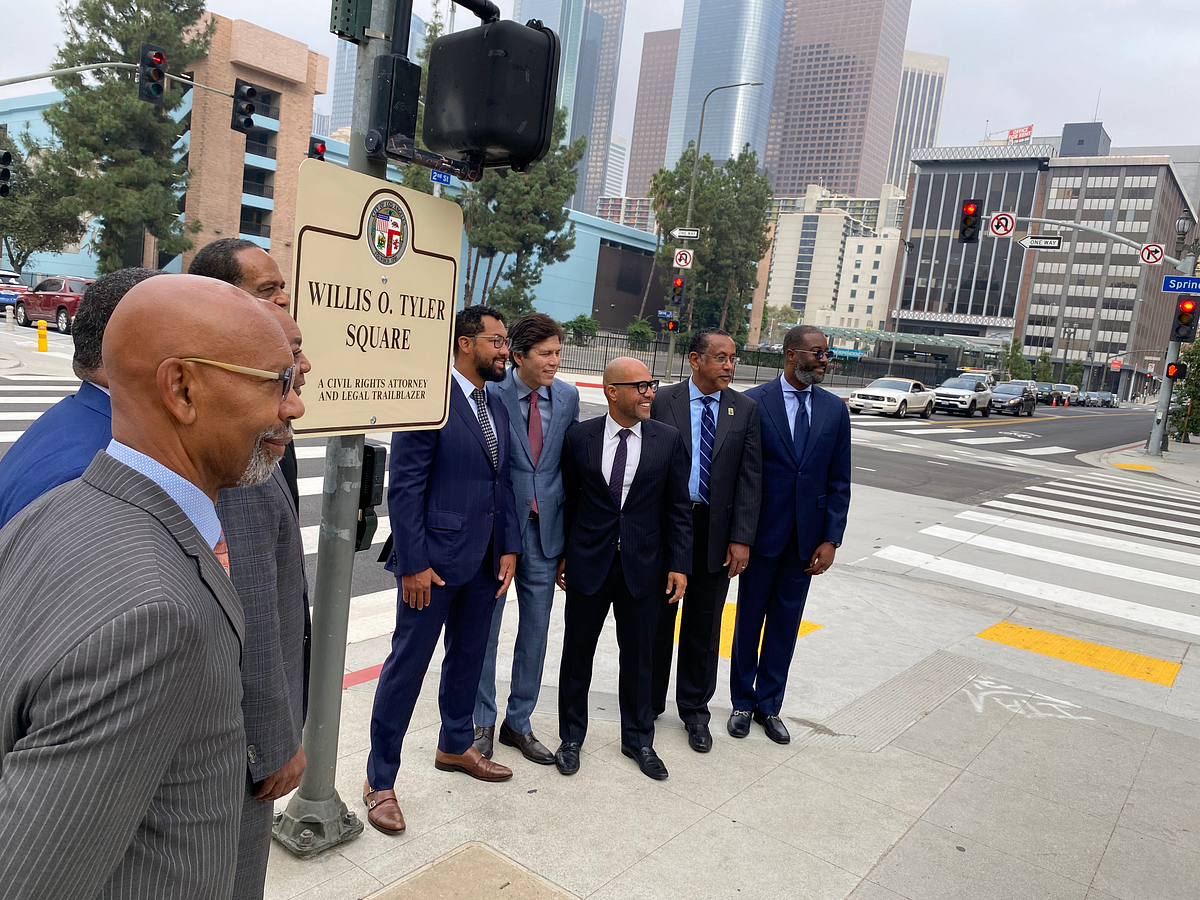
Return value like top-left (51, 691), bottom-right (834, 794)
top-left (1147, 340), bottom-right (1180, 455)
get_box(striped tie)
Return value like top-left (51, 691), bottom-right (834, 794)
top-left (213, 530), bottom-right (231, 577)
top-left (698, 396), bottom-right (716, 504)
top-left (472, 387), bottom-right (498, 467)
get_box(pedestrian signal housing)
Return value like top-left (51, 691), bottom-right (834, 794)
top-left (665, 320), bottom-right (679, 332)
top-left (0, 150), bottom-right (10, 199)
top-left (1172, 297), bottom-right (1198, 343)
top-left (1167, 361), bottom-right (1189, 381)
top-left (958, 199), bottom-right (981, 244)
top-left (138, 43), bottom-right (167, 105)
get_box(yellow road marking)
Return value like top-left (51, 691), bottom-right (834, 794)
top-left (976, 622), bottom-right (1180, 686)
top-left (1113, 462), bottom-right (1156, 471)
top-left (674, 602), bottom-right (822, 659)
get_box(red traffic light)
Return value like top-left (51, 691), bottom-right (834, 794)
top-left (1181, 299), bottom-right (1196, 314)
top-left (149, 50), bottom-right (165, 66)
top-left (315, 142), bottom-right (326, 155)
top-left (962, 202), bottom-right (977, 216)
top-left (673, 277), bottom-right (684, 288)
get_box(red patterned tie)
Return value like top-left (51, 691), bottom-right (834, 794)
top-left (213, 530), bottom-right (231, 578)
top-left (529, 390), bottom-right (543, 513)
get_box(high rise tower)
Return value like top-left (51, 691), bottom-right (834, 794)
top-left (569, 0), bottom-right (626, 215)
top-left (886, 50), bottom-right (949, 188)
top-left (626, 28), bottom-right (680, 198)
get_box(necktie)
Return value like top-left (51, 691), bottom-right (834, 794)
top-left (698, 396), bottom-right (716, 504)
top-left (792, 391), bottom-right (810, 460)
top-left (608, 428), bottom-right (631, 508)
top-left (213, 530), bottom-right (231, 577)
top-left (528, 390), bottom-right (543, 513)
top-left (472, 387), bottom-right (498, 467)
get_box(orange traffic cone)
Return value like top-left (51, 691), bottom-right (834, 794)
top-left (1052, 395), bottom-right (1057, 407)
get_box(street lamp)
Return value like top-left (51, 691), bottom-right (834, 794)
top-left (684, 81), bottom-right (764, 228)
top-left (1176, 210), bottom-right (1199, 276)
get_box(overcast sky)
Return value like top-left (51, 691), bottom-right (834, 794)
top-left (4, 1), bottom-right (1200, 155)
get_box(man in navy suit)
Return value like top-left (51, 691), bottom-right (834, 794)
top-left (366, 306), bottom-right (522, 836)
top-left (0, 267), bottom-right (161, 528)
top-left (473, 314), bottom-right (579, 766)
top-left (729, 325), bottom-right (851, 744)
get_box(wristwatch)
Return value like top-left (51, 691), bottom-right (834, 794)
top-left (830, 542), bottom-right (841, 549)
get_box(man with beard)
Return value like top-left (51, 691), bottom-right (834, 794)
top-left (0, 275), bottom-right (303, 898)
top-left (728, 325), bottom-right (850, 745)
top-left (365, 306), bottom-right (521, 836)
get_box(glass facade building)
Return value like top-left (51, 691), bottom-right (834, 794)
top-left (626, 28), bottom-right (680, 199)
top-left (570, 0), bottom-right (626, 215)
top-left (886, 50), bottom-right (948, 189)
top-left (664, 0), bottom-right (786, 169)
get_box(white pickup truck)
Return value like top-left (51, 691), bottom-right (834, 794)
top-left (934, 376), bottom-right (993, 417)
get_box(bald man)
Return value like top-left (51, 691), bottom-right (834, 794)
top-left (0, 275), bottom-right (304, 899)
top-left (554, 358), bottom-right (691, 781)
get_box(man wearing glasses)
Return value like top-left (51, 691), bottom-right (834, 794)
top-left (729, 325), bottom-right (850, 745)
top-left (366, 306), bottom-right (522, 836)
top-left (554, 358), bottom-right (691, 780)
top-left (649, 328), bottom-right (762, 753)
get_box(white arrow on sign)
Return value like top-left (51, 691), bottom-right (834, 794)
top-left (1140, 243), bottom-right (1165, 266)
top-left (674, 248), bottom-right (694, 269)
top-left (670, 227), bottom-right (700, 241)
top-left (1018, 234), bottom-right (1062, 250)
top-left (988, 213), bottom-right (1016, 238)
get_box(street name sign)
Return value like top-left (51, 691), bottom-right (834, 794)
top-left (670, 227), bottom-right (700, 241)
top-left (988, 212), bottom-right (1016, 238)
top-left (1018, 234), bottom-right (1062, 250)
top-left (429, 169), bottom-right (452, 186)
top-left (1162, 275), bottom-right (1200, 293)
top-left (1141, 243), bottom-right (1165, 265)
top-left (291, 159), bottom-right (460, 436)
top-left (674, 248), bottom-right (694, 269)
top-left (657, 309), bottom-right (674, 319)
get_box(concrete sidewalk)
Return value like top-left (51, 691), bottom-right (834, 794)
top-left (1087, 438), bottom-right (1200, 488)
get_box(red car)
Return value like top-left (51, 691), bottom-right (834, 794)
top-left (16, 276), bottom-right (94, 334)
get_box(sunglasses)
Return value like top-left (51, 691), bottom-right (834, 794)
top-left (796, 348), bottom-right (835, 361)
top-left (182, 358), bottom-right (297, 399)
top-left (610, 380), bottom-right (660, 395)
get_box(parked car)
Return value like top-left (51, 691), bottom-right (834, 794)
top-left (935, 377), bottom-right (993, 417)
top-left (1053, 383), bottom-right (1081, 406)
top-left (990, 382), bottom-right (1037, 416)
top-left (0, 271), bottom-right (28, 313)
top-left (1082, 391), bottom-right (1101, 407)
top-left (15, 276), bottom-right (94, 334)
top-left (1036, 382), bottom-right (1061, 405)
top-left (1097, 390), bottom-right (1119, 408)
top-left (848, 377), bottom-right (937, 418)
top-left (956, 369), bottom-right (998, 389)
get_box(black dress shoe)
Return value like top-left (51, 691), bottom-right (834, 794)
top-left (727, 709), bottom-right (752, 738)
top-left (685, 722), bottom-right (712, 753)
top-left (499, 721), bottom-right (555, 765)
top-left (621, 745), bottom-right (669, 780)
top-left (554, 741), bottom-right (581, 776)
top-left (472, 725), bottom-right (494, 759)
top-left (753, 710), bottom-right (791, 744)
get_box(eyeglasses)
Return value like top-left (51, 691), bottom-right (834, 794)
top-left (795, 348), bottom-right (835, 361)
top-left (472, 333), bottom-right (511, 349)
top-left (182, 358), bottom-right (296, 399)
top-left (610, 380), bottom-right (659, 395)
top-left (701, 354), bottom-right (741, 366)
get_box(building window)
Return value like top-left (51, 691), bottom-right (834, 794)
top-left (870, 276), bottom-right (877, 284)
top-left (850, 290), bottom-right (857, 298)
top-left (866, 305), bottom-right (873, 314)
top-left (868, 291), bottom-right (875, 299)
top-left (875, 245), bottom-right (883, 254)
top-left (848, 304), bottom-right (855, 312)
top-left (872, 260), bottom-right (881, 270)
top-left (854, 260), bottom-right (862, 269)
top-left (852, 274), bottom-right (859, 283)
top-left (856, 244), bottom-right (864, 253)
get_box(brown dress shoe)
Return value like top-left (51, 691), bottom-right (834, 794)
top-left (362, 779), bottom-right (406, 835)
top-left (434, 745), bottom-right (513, 782)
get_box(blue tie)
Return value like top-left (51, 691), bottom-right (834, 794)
top-left (698, 397), bottom-right (716, 504)
top-left (792, 391), bottom-right (809, 460)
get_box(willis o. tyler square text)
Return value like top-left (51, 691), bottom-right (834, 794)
top-left (308, 281), bottom-right (447, 354)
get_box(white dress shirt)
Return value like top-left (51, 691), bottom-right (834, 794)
top-left (779, 374), bottom-right (813, 435)
top-left (600, 414), bottom-right (642, 508)
top-left (453, 368), bottom-right (496, 437)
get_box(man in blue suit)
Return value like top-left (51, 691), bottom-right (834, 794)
top-left (0, 267), bottom-right (161, 528)
top-left (729, 325), bottom-right (851, 744)
top-left (366, 306), bottom-right (523, 837)
top-left (473, 313), bottom-right (579, 766)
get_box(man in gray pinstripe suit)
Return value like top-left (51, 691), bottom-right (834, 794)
top-left (0, 275), bottom-right (304, 899)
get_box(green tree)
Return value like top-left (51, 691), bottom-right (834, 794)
top-left (38, 0), bottom-right (212, 273)
top-left (1170, 342), bottom-right (1200, 437)
top-left (626, 315), bottom-right (654, 350)
top-left (400, 0), bottom-right (446, 196)
top-left (1064, 359), bottom-right (1084, 387)
top-left (1035, 350), bottom-right (1054, 382)
top-left (563, 314), bottom-right (598, 346)
top-left (1000, 338), bottom-right (1032, 380)
top-left (0, 131), bottom-right (86, 272)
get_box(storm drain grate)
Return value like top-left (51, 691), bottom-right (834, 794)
top-left (793, 650), bottom-right (981, 751)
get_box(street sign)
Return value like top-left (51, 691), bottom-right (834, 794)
top-left (1162, 275), bottom-right (1200, 293)
top-left (1110, 358), bottom-right (1122, 371)
top-left (674, 248), bottom-right (694, 269)
top-left (1141, 243), bottom-right (1165, 266)
top-left (657, 309), bottom-right (674, 319)
top-left (670, 227), bottom-right (700, 241)
top-left (429, 169), bottom-right (452, 185)
top-left (291, 160), bottom-right (460, 436)
top-left (988, 212), bottom-right (1016, 238)
top-left (1149, 364), bottom-right (1156, 373)
top-left (1017, 234), bottom-right (1062, 250)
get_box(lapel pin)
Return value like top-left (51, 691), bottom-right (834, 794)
top-left (727, 407), bottom-right (734, 416)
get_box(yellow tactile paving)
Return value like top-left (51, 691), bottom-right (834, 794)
top-left (977, 621), bottom-right (1180, 686)
top-left (673, 602), bottom-right (822, 659)
top-left (1113, 462), bottom-right (1157, 471)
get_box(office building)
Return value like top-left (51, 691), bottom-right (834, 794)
top-left (763, 210), bottom-right (856, 321)
top-left (596, 196), bottom-right (656, 234)
top-left (664, 0), bottom-right (786, 170)
top-left (886, 50), bottom-right (948, 188)
top-left (1113, 144), bottom-right (1200, 204)
top-left (770, 183), bottom-right (906, 230)
top-left (570, 0), bottom-right (626, 215)
top-left (626, 28), bottom-right (679, 198)
top-left (766, 0), bottom-right (911, 198)
top-left (605, 133), bottom-right (628, 199)
top-left (312, 111), bottom-right (331, 136)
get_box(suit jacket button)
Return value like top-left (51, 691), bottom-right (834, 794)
top-left (488, 509), bottom-right (494, 515)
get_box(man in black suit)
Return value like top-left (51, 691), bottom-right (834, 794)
top-left (554, 358), bottom-right (691, 780)
top-left (649, 329), bottom-right (761, 753)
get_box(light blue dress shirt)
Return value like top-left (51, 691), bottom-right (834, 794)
top-left (512, 372), bottom-right (552, 437)
top-left (688, 377), bottom-right (721, 502)
top-left (779, 374), bottom-right (813, 438)
top-left (454, 368), bottom-right (497, 438)
top-left (106, 439), bottom-right (222, 550)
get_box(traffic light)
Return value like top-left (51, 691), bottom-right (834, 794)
top-left (1172, 297), bottom-right (1198, 343)
top-left (137, 43), bottom-right (167, 105)
top-left (671, 275), bottom-right (685, 302)
top-left (0, 150), bottom-right (10, 199)
top-left (665, 320), bottom-right (679, 332)
top-left (231, 79), bottom-right (264, 134)
top-left (958, 199), bottom-right (981, 244)
top-left (1167, 361), bottom-right (1189, 381)
top-left (308, 138), bottom-right (327, 161)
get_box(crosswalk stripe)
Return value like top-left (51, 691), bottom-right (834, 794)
top-left (874, 544), bottom-right (1200, 637)
top-left (298, 473), bottom-right (389, 496)
top-left (293, 445), bottom-right (327, 460)
top-left (0, 411), bottom-right (45, 421)
top-left (1023, 483), bottom-right (1200, 523)
top-left (0, 397), bottom-right (77, 404)
top-left (1049, 479), bottom-right (1198, 514)
top-left (895, 428), bottom-right (962, 434)
top-left (301, 517), bottom-right (392, 556)
top-left (0, 431), bottom-right (27, 444)
top-left (0, 386), bottom-right (74, 393)
top-left (0, 375), bottom-right (80, 382)
top-left (956, 510), bottom-right (1200, 568)
top-left (922, 524), bottom-right (1200, 595)
top-left (981, 500), bottom-right (1193, 546)
top-left (1010, 446), bottom-right (1075, 456)
top-left (1000, 491), bottom-right (1200, 534)
top-left (951, 436), bottom-right (1024, 445)
top-left (1073, 472), bottom-right (1200, 504)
